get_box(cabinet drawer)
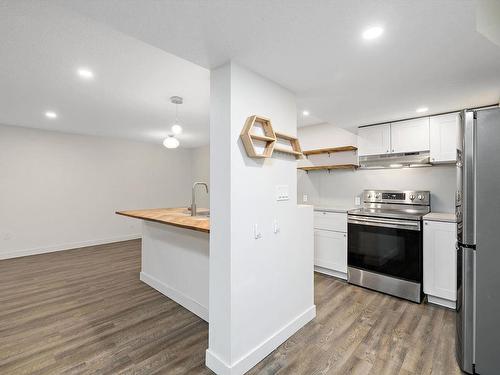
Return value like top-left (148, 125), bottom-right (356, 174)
top-left (314, 211), bottom-right (347, 232)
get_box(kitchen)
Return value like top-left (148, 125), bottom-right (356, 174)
top-left (1, 1), bottom-right (500, 375)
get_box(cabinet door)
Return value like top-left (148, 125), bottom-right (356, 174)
top-left (314, 229), bottom-right (347, 273)
top-left (358, 124), bottom-right (391, 156)
top-left (423, 220), bottom-right (457, 301)
top-left (430, 113), bottom-right (459, 163)
top-left (391, 117), bottom-right (430, 153)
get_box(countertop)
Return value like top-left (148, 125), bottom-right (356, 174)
top-left (314, 205), bottom-right (354, 213)
top-left (116, 207), bottom-right (210, 233)
top-left (423, 212), bottom-right (456, 223)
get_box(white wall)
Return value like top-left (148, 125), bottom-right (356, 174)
top-left (298, 165), bottom-right (456, 212)
top-left (207, 62), bottom-right (314, 375)
top-left (0, 124), bottom-right (194, 259)
top-left (191, 144), bottom-right (210, 208)
top-left (299, 122), bottom-right (358, 149)
top-left (297, 124), bottom-right (456, 212)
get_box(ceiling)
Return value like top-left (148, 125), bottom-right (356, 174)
top-left (1, 1), bottom-right (500, 147)
top-left (0, 1), bottom-right (209, 147)
top-left (56, 0), bottom-right (500, 130)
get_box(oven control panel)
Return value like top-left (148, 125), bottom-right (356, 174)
top-left (363, 190), bottom-right (430, 205)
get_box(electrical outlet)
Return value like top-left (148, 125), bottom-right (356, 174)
top-left (303, 194), bottom-right (308, 203)
top-left (276, 185), bottom-right (289, 201)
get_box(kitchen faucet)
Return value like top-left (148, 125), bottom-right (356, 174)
top-left (191, 182), bottom-right (208, 216)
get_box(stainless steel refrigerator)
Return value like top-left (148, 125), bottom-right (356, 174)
top-left (456, 107), bottom-right (500, 374)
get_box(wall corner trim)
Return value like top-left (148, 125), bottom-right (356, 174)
top-left (205, 305), bottom-right (316, 375)
top-left (0, 234), bottom-right (141, 260)
top-left (140, 271), bottom-right (209, 322)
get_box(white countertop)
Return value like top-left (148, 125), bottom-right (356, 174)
top-left (314, 205), bottom-right (355, 213)
top-left (423, 212), bottom-right (456, 223)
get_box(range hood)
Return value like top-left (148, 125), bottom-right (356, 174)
top-left (359, 151), bottom-right (431, 169)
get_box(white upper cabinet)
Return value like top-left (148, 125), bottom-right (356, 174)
top-left (357, 123), bottom-right (391, 156)
top-left (430, 113), bottom-right (460, 163)
top-left (390, 117), bottom-right (430, 153)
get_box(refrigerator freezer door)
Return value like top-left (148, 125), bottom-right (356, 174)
top-left (456, 244), bottom-right (475, 374)
top-left (475, 108), bottom-right (500, 375)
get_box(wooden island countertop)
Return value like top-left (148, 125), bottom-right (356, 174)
top-left (116, 207), bottom-right (210, 233)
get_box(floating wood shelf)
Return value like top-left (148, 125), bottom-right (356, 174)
top-left (298, 164), bottom-right (359, 172)
top-left (302, 146), bottom-right (357, 156)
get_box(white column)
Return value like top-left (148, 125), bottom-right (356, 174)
top-left (207, 62), bottom-right (315, 375)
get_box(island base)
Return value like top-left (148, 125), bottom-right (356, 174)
top-left (140, 221), bottom-right (209, 321)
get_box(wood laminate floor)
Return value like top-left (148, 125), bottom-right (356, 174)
top-left (0, 239), bottom-right (463, 375)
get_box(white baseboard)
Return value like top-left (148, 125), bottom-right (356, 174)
top-left (205, 305), bottom-right (316, 375)
top-left (140, 271), bottom-right (209, 322)
top-left (314, 266), bottom-right (347, 280)
top-left (427, 295), bottom-right (456, 310)
top-left (0, 234), bottom-right (141, 260)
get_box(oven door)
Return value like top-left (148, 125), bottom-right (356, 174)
top-left (347, 215), bottom-right (422, 283)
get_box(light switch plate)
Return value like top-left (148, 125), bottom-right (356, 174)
top-left (303, 194), bottom-right (308, 203)
top-left (355, 196), bottom-right (361, 205)
top-left (276, 185), bottom-right (289, 201)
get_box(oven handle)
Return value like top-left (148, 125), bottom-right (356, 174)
top-left (348, 215), bottom-right (421, 231)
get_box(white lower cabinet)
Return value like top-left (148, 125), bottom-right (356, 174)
top-left (314, 211), bottom-right (347, 280)
top-left (314, 211), bottom-right (348, 280)
top-left (423, 220), bottom-right (457, 309)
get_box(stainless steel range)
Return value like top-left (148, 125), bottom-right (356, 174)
top-left (347, 190), bottom-right (430, 303)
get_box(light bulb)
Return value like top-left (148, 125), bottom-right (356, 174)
top-left (163, 136), bottom-right (179, 149)
top-left (171, 124), bottom-right (182, 135)
top-left (362, 26), bottom-right (384, 40)
top-left (77, 68), bottom-right (94, 79)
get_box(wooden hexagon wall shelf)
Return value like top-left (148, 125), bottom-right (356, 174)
top-left (240, 115), bottom-right (276, 158)
top-left (274, 131), bottom-right (303, 159)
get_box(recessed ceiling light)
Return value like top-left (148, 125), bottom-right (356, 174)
top-left (45, 111), bottom-right (57, 119)
top-left (77, 68), bottom-right (94, 79)
top-left (302, 110), bottom-right (310, 116)
top-left (416, 107), bottom-right (429, 113)
top-left (362, 26), bottom-right (384, 40)
top-left (171, 124), bottom-right (182, 135)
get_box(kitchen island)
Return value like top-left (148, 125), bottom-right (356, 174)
top-left (116, 208), bottom-right (210, 321)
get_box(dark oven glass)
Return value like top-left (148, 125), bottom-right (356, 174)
top-left (348, 222), bottom-right (422, 283)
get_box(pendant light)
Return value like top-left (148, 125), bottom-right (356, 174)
top-left (163, 96), bottom-right (183, 149)
top-left (163, 135), bottom-right (180, 149)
